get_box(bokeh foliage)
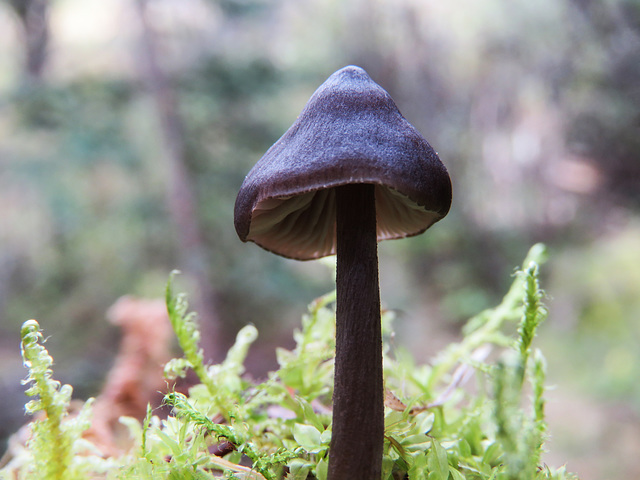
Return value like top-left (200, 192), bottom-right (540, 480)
top-left (1, 0), bottom-right (640, 477)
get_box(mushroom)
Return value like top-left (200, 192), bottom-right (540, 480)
top-left (234, 66), bottom-right (451, 479)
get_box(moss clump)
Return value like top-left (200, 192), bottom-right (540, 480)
top-left (1, 245), bottom-right (578, 479)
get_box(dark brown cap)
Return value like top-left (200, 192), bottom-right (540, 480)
top-left (234, 65), bottom-right (452, 260)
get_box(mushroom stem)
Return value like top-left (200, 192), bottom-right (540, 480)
top-left (329, 183), bottom-right (384, 479)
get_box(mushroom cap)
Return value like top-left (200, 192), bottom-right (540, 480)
top-left (234, 65), bottom-right (452, 260)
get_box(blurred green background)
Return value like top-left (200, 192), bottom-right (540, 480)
top-left (1, 0), bottom-right (639, 477)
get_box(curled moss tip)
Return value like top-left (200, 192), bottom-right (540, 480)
top-left (21, 319), bottom-right (41, 338)
top-left (525, 243), bottom-right (549, 267)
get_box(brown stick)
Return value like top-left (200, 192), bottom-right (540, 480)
top-left (329, 183), bottom-right (383, 479)
top-left (10, 0), bottom-right (50, 84)
top-left (132, 0), bottom-right (222, 361)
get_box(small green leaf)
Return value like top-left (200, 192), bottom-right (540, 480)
top-left (384, 410), bottom-right (405, 430)
top-left (297, 397), bottom-right (324, 431)
top-left (381, 455), bottom-right (395, 480)
top-left (287, 458), bottom-right (313, 479)
top-left (156, 429), bottom-right (183, 458)
top-left (408, 452), bottom-right (428, 479)
top-left (414, 411), bottom-right (435, 434)
top-left (482, 442), bottom-right (502, 466)
top-left (403, 434), bottom-right (431, 451)
top-left (292, 423), bottom-right (323, 453)
top-left (449, 467), bottom-right (466, 480)
top-left (315, 457), bottom-right (328, 480)
top-left (428, 438), bottom-right (449, 478)
top-left (320, 428), bottom-right (332, 444)
top-left (457, 438), bottom-right (472, 459)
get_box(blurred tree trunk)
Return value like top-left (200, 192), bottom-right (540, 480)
top-left (133, 0), bottom-right (223, 361)
top-left (8, 0), bottom-right (49, 84)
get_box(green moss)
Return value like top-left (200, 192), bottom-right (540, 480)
top-left (4, 320), bottom-right (111, 480)
top-left (1, 245), bottom-right (578, 479)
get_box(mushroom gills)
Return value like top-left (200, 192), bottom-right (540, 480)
top-left (246, 184), bottom-right (443, 259)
